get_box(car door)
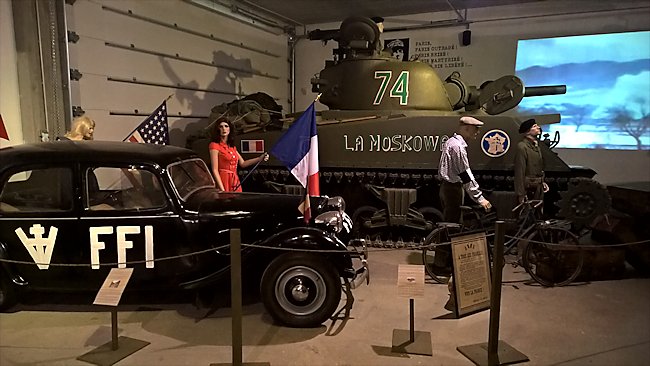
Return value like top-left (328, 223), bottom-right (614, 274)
top-left (75, 164), bottom-right (188, 291)
top-left (0, 165), bottom-right (81, 290)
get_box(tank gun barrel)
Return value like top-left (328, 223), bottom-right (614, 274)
top-left (308, 28), bottom-right (340, 42)
top-left (524, 85), bottom-right (567, 97)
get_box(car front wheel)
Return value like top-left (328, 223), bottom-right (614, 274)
top-left (260, 253), bottom-right (341, 328)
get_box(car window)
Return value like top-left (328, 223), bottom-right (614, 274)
top-left (0, 167), bottom-right (73, 212)
top-left (86, 166), bottom-right (166, 211)
top-left (168, 158), bottom-right (215, 201)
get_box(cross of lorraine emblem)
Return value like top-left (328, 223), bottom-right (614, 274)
top-left (481, 129), bottom-right (510, 158)
top-left (15, 224), bottom-right (58, 270)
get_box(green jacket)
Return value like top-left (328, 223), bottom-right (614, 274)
top-left (514, 138), bottom-right (544, 197)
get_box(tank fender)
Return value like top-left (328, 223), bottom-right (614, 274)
top-left (258, 226), bottom-right (354, 277)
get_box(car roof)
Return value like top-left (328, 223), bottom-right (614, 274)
top-left (0, 141), bottom-right (199, 170)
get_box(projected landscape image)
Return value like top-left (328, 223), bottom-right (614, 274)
top-left (515, 31), bottom-right (650, 150)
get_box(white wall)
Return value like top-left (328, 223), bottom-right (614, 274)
top-left (0, 0), bottom-right (23, 148)
top-left (294, 1), bottom-right (650, 185)
top-left (66, 0), bottom-right (288, 145)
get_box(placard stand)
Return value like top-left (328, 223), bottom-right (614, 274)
top-left (391, 264), bottom-right (432, 356)
top-left (78, 269), bottom-right (150, 366)
top-left (450, 231), bottom-right (492, 318)
top-left (391, 299), bottom-right (433, 356)
top-left (211, 229), bottom-right (270, 366)
top-left (457, 221), bottom-right (529, 366)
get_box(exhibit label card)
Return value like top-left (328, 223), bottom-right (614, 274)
top-left (451, 232), bottom-right (491, 317)
top-left (397, 264), bottom-right (425, 299)
top-left (93, 268), bottom-right (134, 306)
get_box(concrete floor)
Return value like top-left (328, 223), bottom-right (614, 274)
top-left (1, 249), bottom-right (649, 366)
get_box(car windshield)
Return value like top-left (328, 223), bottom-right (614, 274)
top-left (167, 158), bottom-right (215, 201)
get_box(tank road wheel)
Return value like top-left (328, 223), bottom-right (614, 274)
top-left (422, 227), bottom-right (454, 284)
top-left (522, 227), bottom-right (583, 287)
top-left (417, 206), bottom-right (443, 226)
top-left (351, 206), bottom-right (378, 239)
top-left (260, 253), bottom-right (341, 327)
top-left (0, 274), bottom-right (16, 311)
top-left (557, 178), bottom-right (611, 226)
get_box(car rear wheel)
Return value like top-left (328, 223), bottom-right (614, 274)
top-left (0, 274), bottom-right (16, 311)
top-left (261, 253), bottom-right (341, 328)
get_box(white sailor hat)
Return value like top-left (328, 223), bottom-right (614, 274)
top-left (460, 116), bottom-right (484, 126)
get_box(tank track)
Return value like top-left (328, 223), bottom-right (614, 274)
top-left (241, 167), bottom-right (610, 248)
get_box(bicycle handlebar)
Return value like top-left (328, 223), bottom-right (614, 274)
top-left (512, 199), bottom-right (544, 212)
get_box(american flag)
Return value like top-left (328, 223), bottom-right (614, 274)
top-left (124, 101), bottom-right (169, 144)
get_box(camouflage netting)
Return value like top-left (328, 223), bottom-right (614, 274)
top-left (209, 92), bottom-right (283, 133)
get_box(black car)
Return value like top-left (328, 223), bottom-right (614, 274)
top-left (0, 141), bottom-right (368, 327)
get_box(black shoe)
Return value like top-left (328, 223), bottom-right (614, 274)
top-left (444, 296), bottom-right (456, 312)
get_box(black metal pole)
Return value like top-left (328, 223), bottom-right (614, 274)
top-left (488, 221), bottom-right (505, 366)
top-left (409, 299), bottom-right (415, 341)
top-left (233, 158), bottom-right (264, 191)
top-left (111, 309), bottom-right (118, 351)
top-left (231, 229), bottom-right (243, 366)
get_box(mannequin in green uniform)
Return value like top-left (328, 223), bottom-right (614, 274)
top-left (514, 118), bottom-right (549, 204)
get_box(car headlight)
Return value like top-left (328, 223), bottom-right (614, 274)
top-left (315, 211), bottom-right (343, 233)
top-left (326, 196), bottom-right (345, 213)
top-left (341, 211), bottom-right (352, 234)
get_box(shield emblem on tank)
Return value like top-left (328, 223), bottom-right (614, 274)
top-left (481, 129), bottom-right (510, 158)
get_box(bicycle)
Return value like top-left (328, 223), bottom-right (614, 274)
top-left (422, 199), bottom-right (584, 287)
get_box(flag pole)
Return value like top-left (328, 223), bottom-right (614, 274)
top-left (232, 156), bottom-right (265, 191)
top-left (122, 99), bottom-right (169, 142)
top-left (303, 93), bottom-right (320, 223)
top-left (303, 169), bottom-right (311, 223)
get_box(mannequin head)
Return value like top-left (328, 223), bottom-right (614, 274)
top-left (65, 116), bottom-right (95, 140)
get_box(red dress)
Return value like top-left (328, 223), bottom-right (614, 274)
top-left (209, 142), bottom-right (242, 192)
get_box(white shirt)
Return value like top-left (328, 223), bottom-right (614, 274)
top-left (438, 134), bottom-right (486, 204)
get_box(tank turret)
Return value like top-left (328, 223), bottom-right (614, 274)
top-left (188, 16), bottom-right (610, 244)
top-left (309, 16), bottom-right (566, 115)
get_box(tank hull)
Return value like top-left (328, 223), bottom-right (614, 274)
top-left (237, 112), bottom-right (572, 173)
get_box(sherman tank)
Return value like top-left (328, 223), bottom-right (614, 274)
top-left (187, 16), bottom-right (610, 244)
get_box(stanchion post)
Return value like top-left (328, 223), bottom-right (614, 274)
top-left (488, 221), bottom-right (506, 365)
top-left (111, 309), bottom-right (119, 351)
top-left (231, 229), bottom-right (243, 366)
top-left (409, 299), bottom-right (415, 341)
top-left (210, 229), bottom-right (270, 366)
top-left (456, 221), bottom-right (529, 366)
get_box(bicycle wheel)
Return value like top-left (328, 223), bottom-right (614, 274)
top-left (522, 226), bottom-right (583, 287)
top-left (422, 227), bottom-right (453, 284)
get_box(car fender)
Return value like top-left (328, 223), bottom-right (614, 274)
top-left (178, 226), bottom-right (353, 290)
top-left (0, 241), bottom-right (27, 287)
top-left (257, 226), bottom-right (354, 276)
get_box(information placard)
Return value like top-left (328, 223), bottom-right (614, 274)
top-left (93, 268), bottom-right (134, 306)
top-left (451, 232), bottom-right (491, 317)
top-left (397, 264), bottom-right (425, 299)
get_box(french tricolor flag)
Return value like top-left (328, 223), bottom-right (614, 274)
top-left (271, 102), bottom-right (320, 220)
top-left (240, 139), bottom-right (265, 153)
